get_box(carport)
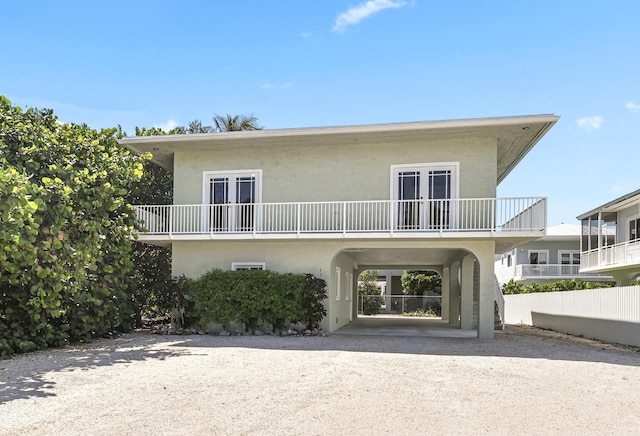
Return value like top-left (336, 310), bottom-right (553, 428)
top-left (333, 314), bottom-right (478, 338)
top-left (332, 243), bottom-right (493, 336)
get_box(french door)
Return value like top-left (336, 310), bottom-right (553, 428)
top-left (393, 164), bottom-right (457, 230)
top-left (204, 171), bottom-right (260, 232)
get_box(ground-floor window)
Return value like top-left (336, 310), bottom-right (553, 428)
top-left (346, 272), bottom-right (353, 301)
top-left (231, 262), bottom-right (266, 271)
top-left (335, 267), bottom-right (341, 300)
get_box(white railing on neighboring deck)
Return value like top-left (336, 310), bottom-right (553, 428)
top-left (580, 239), bottom-right (640, 271)
top-left (359, 295), bottom-right (442, 315)
top-left (132, 197), bottom-right (546, 237)
top-left (515, 264), bottom-right (604, 277)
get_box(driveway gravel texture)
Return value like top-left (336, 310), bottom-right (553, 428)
top-left (1, 325), bottom-right (639, 435)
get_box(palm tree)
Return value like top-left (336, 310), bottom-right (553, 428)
top-left (213, 113), bottom-right (262, 132)
top-left (186, 119), bottom-right (213, 134)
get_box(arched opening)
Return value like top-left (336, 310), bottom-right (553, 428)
top-left (329, 246), bottom-right (490, 338)
top-left (357, 269), bottom-right (442, 317)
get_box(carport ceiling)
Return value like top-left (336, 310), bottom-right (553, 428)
top-left (342, 248), bottom-right (469, 267)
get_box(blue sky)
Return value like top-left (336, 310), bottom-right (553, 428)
top-left (2, 0), bottom-right (639, 226)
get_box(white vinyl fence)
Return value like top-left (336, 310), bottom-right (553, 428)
top-left (504, 286), bottom-right (640, 347)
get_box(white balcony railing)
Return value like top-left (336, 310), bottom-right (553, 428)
top-left (581, 239), bottom-right (640, 271)
top-left (515, 264), bottom-right (604, 277)
top-left (132, 197), bottom-right (546, 238)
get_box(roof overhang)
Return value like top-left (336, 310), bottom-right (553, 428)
top-left (118, 114), bottom-right (559, 182)
top-left (576, 188), bottom-right (640, 220)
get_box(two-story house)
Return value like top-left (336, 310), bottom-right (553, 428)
top-left (577, 188), bottom-right (640, 285)
top-left (119, 114), bottom-right (559, 338)
top-left (495, 223), bottom-right (613, 285)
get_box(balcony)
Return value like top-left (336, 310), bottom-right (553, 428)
top-left (132, 197), bottom-right (545, 241)
top-left (580, 239), bottom-right (640, 272)
top-left (515, 264), bottom-right (607, 279)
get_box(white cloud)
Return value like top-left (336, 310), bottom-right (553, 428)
top-left (301, 32), bottom-right (312, 39)
top-left (626, 101), bottom-right (640, 112)
top-left (332, 0), bottom-right (407, 33)
top-left (576, 116), bottom-right (604, 131)
top-left (154, 119), bottom-right (180, 131)
top-left (262, 83), bottom-right (276, 89)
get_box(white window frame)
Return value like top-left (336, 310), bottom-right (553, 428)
top-left (202, 169), bottom-right (262, 232)
top-left (335, 266), bottom-right (341, 300)
top-left (231, 262), bottom-right (266, 271)
top-left (528, 250), bottom-right (549, 265)
top-left (202, 169), bottom-right (263, 204)
top-left (558, 250), bottom-right (580, 265)
top-left (390, 162), bottom-right (459, 230)
top-left (390, 162), bottom-right (460, 200)
top-left (628, 215), bottom-right (640, 242)
top-left (346, 272), bottom-right (353, 301)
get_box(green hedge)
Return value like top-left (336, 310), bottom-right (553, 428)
top-left (501, 278), bottom-right (613, 295)
top-left (192, 270), bottom-right (326, 332)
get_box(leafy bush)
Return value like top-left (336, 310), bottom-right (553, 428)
top-left (501, 278), bottom-right (613, 295)
top-left (0, 97), bottom-right (144, 356)
top-left (401, 270), bottom-right (441, 295)
top-left (192, 270), bottom-right (326, 332)
top-left (300, 273), bottom-right (328, 330)
top-left (358, 270), bottom-right (384, 315)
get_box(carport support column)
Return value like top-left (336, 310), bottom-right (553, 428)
top-left (448, 261), bottom-right (461, 327)
top-left (477, 244), bottom-right (496, 339)
top-left (441, 266), bottom-right (450, 322)
top-left (460, 254), bottom-right (475, 330)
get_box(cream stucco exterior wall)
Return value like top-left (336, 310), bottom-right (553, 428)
top-left (172, 134), bottom-right (497, 205)
top-left (172, 238), bottom-right (497, 335)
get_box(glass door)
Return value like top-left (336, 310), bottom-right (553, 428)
top-left (397, 171), bottom-right (421, 229)
top-left (205, 171), bottom-right (259, 232)
top-left (234, 176), bottom-right (256, 232)
top-left (393, 164), bottom-right (456, 231)
top-left (209, 177), bottom-right (229, 231)
top-left (426, 169), bottom-right (452, 230)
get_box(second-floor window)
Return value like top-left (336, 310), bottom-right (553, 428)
top-left (630, 218), bottom-right (640, 242)
top-left (528, 250), bottom-right (548, 265)
top-left (391, 163), bottom-right (458, 230)
top-left (559, 251), bottom-right (580, 265)
top-left (203, 170), bottom-right (262, 232)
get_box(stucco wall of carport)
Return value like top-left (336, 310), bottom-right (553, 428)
top-left (172, 239), bottom-right (496, 336)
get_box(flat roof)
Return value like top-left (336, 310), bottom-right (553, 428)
top-left (119, 114), bottom-right (559, 183)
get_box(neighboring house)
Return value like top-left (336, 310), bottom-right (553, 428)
top-left (119, 114), bottom-right (558, 338)
top-left (495, 223), bottom-right (614, 286)
top-left (577, 189), bottom-right (640, 285)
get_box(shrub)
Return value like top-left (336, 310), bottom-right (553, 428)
top-left (192, 269), bottom-right (326, 333)
top-left (501, 278), bottom-right (613, 295)
top-left (358, 270), bottom-right (384, 315)
top-left (0, 98), bottom-right (143, 356)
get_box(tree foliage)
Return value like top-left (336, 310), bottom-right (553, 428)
top-left (501, 278), bottom-right (613, 295)
top-left (212, 113), bottom-right (262, 132)
top-left (401, 270), bottom-right (441, 295)
top-left (358, 270), bottom-right (383, 315)
top-left (125, 127), bottom-right (174, 325)
top-left (0, 96), bottom-right (144, 355)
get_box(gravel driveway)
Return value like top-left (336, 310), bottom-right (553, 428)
top-left (1, 325), bottom-right (639, 435)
